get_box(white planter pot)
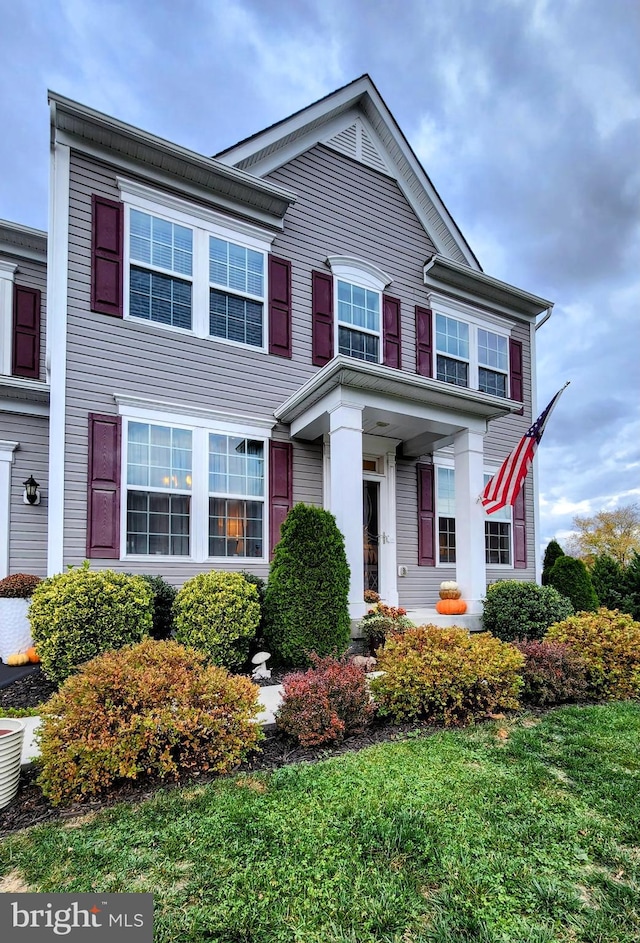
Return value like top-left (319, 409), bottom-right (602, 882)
top-left (0, 718), bottom-right (25, 809)
top-left (0, 598), bottom-right (32, 662)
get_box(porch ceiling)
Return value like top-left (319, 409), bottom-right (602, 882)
top-left (275, 356), bottom-right (520, 453)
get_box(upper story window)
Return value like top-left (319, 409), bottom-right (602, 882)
top-left (327, 256), bottom-right (392, 365)
top-left (209, 237), bottom-right (265, 347)
top-left (337, 280), bottom-right (381, 363)
top-left (118, 179), bottom-right (272, 351)
top-left (431, 298), bottom-right (511, 398)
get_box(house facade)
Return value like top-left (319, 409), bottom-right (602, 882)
top-left (2, 76), bottom-right (553, 623)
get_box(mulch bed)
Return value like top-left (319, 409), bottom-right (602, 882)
top-left (0, 669), bottom-right (446, 838)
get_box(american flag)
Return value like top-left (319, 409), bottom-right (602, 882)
top-left (481, 382), bottom-right (569, 514)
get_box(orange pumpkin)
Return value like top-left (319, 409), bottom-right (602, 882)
top-left (26, 646), bottom-right (41, 663)
top-left (436, 598), bottom-right (467, 615)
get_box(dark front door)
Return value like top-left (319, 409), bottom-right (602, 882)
top-left (363, 480), bottom-right (380, 594)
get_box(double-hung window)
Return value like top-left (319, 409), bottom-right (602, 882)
top-left (120, 180), bottom-right (271, 350)
top-left (126, 421), bottom-right (192, 555)
top-left (431, 299), bottom-right (511, 398)
top-left (122, 409), bottom-right (269, 561)
top-left (434, 465), bottom-right (512, 566)
top-left (209, 434), bottom-right (265, 558)
top-left (337, 280), bottom-right (381, 363)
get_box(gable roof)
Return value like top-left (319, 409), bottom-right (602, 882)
top-left (216, 75), bottom-right (481, 270)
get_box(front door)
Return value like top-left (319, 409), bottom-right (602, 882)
top-left (363, 479), bottom-right (380, 594)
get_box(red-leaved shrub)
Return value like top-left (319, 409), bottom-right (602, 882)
top-left (0, 573), bottom-right (41, 598)
top-left (276, 655), bottom-right (374, 747)
top-left (513, 639), bottom-right (588, 706)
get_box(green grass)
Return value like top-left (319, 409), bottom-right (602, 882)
top-left (1, 702), bottom-right (639, 942)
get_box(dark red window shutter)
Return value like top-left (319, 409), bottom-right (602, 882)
top-left (513, 482), bottom-right (527, 569)
top-left (417, 463), bottom-right (435, 566)
top-left (382, 294), bottom-right (401, 369)
top-left (12, 285), bottom-right (41, 379)
top-left (87, 413), bottom-right (121, 559)
top-left (91, 195), bottom-right (124, 317)
top-left (509, 337), bottom-right (523, 403)
top-left (268, 256), bottom-right (292, 358)
top-left (312, 270), bottom-right (334, 366)
top-left (415, 306), bottom-right (433, 377)
top-left (269, 441), bottom-right (293, 558)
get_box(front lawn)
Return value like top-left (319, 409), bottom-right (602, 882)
top-left (1, 702), bottom-right (639, 942)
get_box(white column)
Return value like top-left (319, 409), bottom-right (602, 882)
top-left (454, 428), bottom-right (486, 615)
top-left (329, 403), bottom-right (365, 619)
top-left (0, 441), bottom-right (18, 578)
top-left (381, 450), bottom-right (399, 606)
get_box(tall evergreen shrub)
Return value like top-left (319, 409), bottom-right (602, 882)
top-left (591, 555), bottom-right (630, 614)
top-left (264, 504), bottom-right (350, 668)
top-left (542, 539), bottom-right (565, 585)
top-left (547, 555), bottom-right (599, 612)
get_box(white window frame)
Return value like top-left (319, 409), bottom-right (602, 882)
top-left (0, 261), bottom-right (17, 376)
top-left (429, 294), bottom-right (512, 397)
top-left (118, 178), bottom-right (274, 353)
top-left (119, 402), bottom-right (272, 564)
top-left (433, 457), bottom-right (513, 567)
top-left (327, 256), bottom-right (392, 365)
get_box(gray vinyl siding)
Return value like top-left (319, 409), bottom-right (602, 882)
top-left (3, 412), bottom-right (49, 575)
top-left (61, 144), bottom-right (535, 588)
top-left (13, 256), bottom-right (47, 383)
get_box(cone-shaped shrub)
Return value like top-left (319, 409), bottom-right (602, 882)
top-left (264, 504), bottom-right (350, 668)
top-left (547, 555), bottom-right (599, 612)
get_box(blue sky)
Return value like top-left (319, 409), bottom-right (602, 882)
top-left (1, 0), bottom-right (638, 555)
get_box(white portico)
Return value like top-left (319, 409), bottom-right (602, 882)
top-left (276, 356), bottom-right (522, 619)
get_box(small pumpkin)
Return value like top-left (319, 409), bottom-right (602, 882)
top-left (26, 646), bottom-right (41, 663)
top-left (5, 651), bottom-right (30, 666)
top-left (435, 598), bottom-right (467, 615)
top-left (439, 581), bottom-right (459, 591)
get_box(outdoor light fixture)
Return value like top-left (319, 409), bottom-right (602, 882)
top-left (23, 475), bottom-right (41, 506)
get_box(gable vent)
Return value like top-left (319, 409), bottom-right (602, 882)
top-left (324, 118), bottom-right (392, 177)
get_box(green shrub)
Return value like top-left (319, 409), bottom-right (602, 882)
top-left (36, 638), bottom-right (263, 805)
top-left (547, 555), bottom-right (599, 612)
top-left (358, 602), bottom-right (414, 654)
top-left (541, 539), bottom-right (565, 585)
top-left (29, 564), bottom-right (152, 684)
top-left (276, 655), bottom-right (374, 747)
top-left (622, 551), bottom-right (640, 621)
top-left (136, 574), bottom-right (177, 640)
top-left (264, 504), bottom-right (350, 668)
top-left (513, 639), bottom-right (588, 706)
top-left (173, 571), bottom-right (260, 671)
top-left (546, 608), bottom-right (640, 700)
top-left (0, 573), bottom-right (41, 598)
top-left (370, 625), bottom-right (523, 725)
top-left (590, 555), bottom-right (635, 616)
top-left (481, 580), bottom-right (573, 641)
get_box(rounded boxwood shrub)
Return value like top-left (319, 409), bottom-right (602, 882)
top-left (36, 638), bottom-right (263, 805)
top-left (545, 608), bottom-right (640, 700)
top-left (29, 564), bottom-right (152, 684)
top-left (482, 580), bottom-right (573, 641)
top-left (264, 504), bottom-right (350, 668)
top-left (173, 570), bottom-right (260, 671)
top-left (547, 556), bottom-right (599, 612)
top-left (513, 639), bottom-right (588, 706)
top-left (370, 625), bottom-right (524, 725)
top-left (276, 655), bottom-right (374, 747)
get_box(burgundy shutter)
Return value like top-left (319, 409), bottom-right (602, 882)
top-left (509, 338), bottom-right (524, 414)
top-left (268, 256), bottom-right (292, 358)
top-left (417, 463), bottom-right (436, 566)
top-left (91, 195), bottom-right (124, 317)
top-left (513, 482), bottom-right (527, 569)
top-left (87, 413), bottom-right (122, 559)
top-left (312, 270), bottom-right (333, 366)
top-left (415, 306), bottom-right (433, 377)
top-left (12, 285), bottom-right (41, 379)
top-left (269, 441), bottom-right (293, 558)
top-left (382, 294), bottom-right (401, 368)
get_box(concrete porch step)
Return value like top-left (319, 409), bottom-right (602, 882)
top-left (404, 609), bottom-right (483, 632)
